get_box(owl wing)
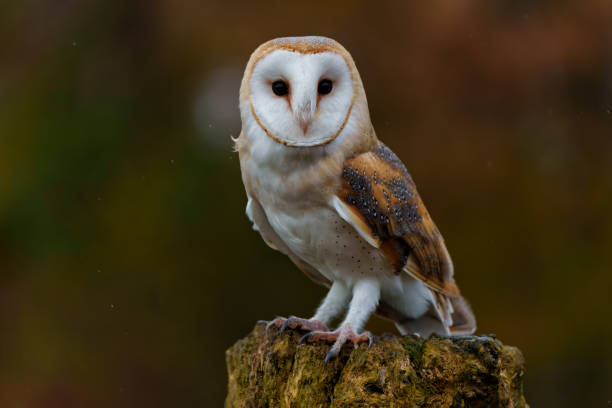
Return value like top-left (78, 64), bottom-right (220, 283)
top-left (331, 142), bottom-right (460, 297)
top-left (331, 143), bottom-right (476, 334)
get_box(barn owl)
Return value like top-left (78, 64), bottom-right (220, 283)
top-left (235, 36), bottom-right (476, 362)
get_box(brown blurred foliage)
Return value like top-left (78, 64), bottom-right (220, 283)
top-left (0, 1), bottom-right (611, 407)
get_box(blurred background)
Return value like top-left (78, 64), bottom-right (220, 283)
top-left (1, 0), bottom-right (611, 406)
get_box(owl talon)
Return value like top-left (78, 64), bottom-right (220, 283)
top-left (325, 347), bottom-right (340, 364)
top-left (298, 332), bottom-right (313, 345)
top-left (264, 317), bottom-right (287, 336)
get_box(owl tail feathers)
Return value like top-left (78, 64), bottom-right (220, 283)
top-left (448, 296), bottom-right (476, 335)
top-left (394, 296), bottom-right (476, 337)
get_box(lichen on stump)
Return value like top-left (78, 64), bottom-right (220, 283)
top-left (225, 323), bottom-right (528, 408)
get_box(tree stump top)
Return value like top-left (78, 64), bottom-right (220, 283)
top-left (226, 323), bottom-right (528, 407)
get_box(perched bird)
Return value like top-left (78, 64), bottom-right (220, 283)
top-left (235, 36), bottom-right (476, 362)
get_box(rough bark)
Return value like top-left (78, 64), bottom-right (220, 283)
top-left (225, 323), bottom-right (528, 408)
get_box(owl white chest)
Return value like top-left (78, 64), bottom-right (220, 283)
top-left (263, 201), bottom-right (389, 285)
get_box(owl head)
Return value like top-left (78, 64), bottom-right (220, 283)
top-left (239, 36), bottom-right (372, 149)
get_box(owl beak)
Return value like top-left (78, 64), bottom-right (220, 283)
top-left (295, 99), bottom-right (315, 134)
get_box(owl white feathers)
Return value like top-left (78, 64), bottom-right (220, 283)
top-left (235, 36), bottom-right (476, 362)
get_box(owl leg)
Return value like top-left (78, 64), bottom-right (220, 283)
top-left (263, 281), bottom-right (350, 335)
top-left (299, 279), bottom-right (380, 363)
top-left (311, 281), bottom-right (351, 325)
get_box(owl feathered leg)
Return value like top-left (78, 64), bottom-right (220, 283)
top-left (300, 279), bottom-right (379, 363)
top-left (264, 281), bottom-right (351, 335)
top-left (311, 281), bottom-right (351, 324)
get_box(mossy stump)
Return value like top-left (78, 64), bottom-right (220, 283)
top-left (225, 323), bottom-right (528, 407)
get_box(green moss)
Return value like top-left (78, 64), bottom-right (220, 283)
top-left (403, 339), bottom-right (424, 368)
top-left (225, 326), bottom-right (529, 408)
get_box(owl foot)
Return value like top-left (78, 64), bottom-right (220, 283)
top-left (280, 316), bottom-right (329, 333)
top-left (298, 323), bottom-right (373, 363)
top-left (261, 316), bottom-right (328, 336)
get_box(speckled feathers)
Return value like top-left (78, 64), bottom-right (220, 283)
top-left (338, 144), bottom-right (460, 297)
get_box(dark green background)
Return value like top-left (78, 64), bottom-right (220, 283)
top-left (1, 1), bottom-right (611, 406)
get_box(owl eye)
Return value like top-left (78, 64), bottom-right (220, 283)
top-left (318, 79), bottom-right (333, 95)
top-left (271, 80), bottom-right (289, 96)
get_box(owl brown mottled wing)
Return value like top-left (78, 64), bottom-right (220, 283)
top-left (333, 142), bottom-right (461, 297)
